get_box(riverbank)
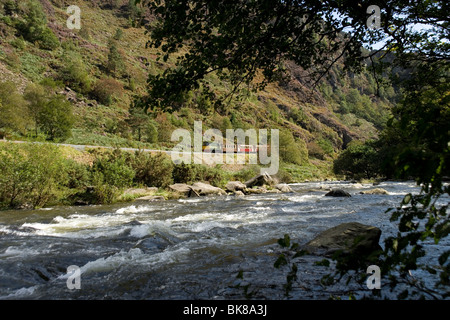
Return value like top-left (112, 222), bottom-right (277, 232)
top-left (0, 141), bottom-right (335, 211)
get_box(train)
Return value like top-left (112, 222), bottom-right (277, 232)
top-left (202, 141), bottom-right (267, 153)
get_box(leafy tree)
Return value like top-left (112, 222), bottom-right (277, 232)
top-left (24, 82), bottom-right (48, 137)
top-left (126, 103), bottom-right (151, 141)
top-left (0, 81), bottom-right (31, 135)
top-left (14, 0), bottom-right (59, 50)
top-left (279, 130), bottom-right (308, 166)
top-left (146, 120), bottom-right (158, 144)
top-left (38, 95), bottom-right (75, 141)
top-left (333, 140), bottom-right (380, 180)
top-left (106, 40), bottom-right (126, 77)
top-left (59, 52), bottom-right (92, 93)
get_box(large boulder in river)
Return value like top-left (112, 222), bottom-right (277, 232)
top-left (360, 188), bottom-right (389, 195)
top-left (169, 183), bottom-right (192, 196)
top-left (325, 189), bottom-right (351, 197)
top-left (170, 182), bottom-right (226, 197)
top-left (305, 222), bottom-right (382, 258)
top-left (191, 182), bottom-right (226, 196)
top-left (226, 181), bottom-right (247, 193)
top-left (275, 183), bottom-right (294, 193)
top-left (244, 172), bottom-right (277, 188)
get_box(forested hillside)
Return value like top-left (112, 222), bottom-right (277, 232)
top-left (0, 0), bottom-right (396, 180)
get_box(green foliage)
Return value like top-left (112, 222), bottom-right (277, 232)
top-left (142, 0), bottom-right (374, 110)
top-left (273, 234), bottom-right (307, 297)
top-left (126, 103), bottom-right (151, 141)
top-left (279, 130), bottom-right (308, 166)
top-left (0, 143), bottom-right (67, 209)
top-left (59, 52), bottom-right (92, 94)
top-left (232, 164), bottom-right (261, 182)
top-left (317, 138), bottom-right (334, 156)
top-left (24, 82), bottom-right (48, 136)
top-left (146, 120), bottom-right (158, 144)
top-left (333, 141), bottom-right (380, 180)
top-left (127, 0), bottom-right (143, 27)
top-left (88, 149), bottom-right (136, 204)
top-left (3, 0), bottom-right (18, 16)
top-left (91, 77), bottom-right (124, 106)
top-left (61, 159), bottom-right (91, 190)
top-left (173, 163), bottom-right (197, 184)
top-left (38, 95), bottom-right (75, 141)
top-left (194, 165), bottom-right (228, 188)
top-left (113, 28), bottom-right (123, 41)
top-left (91, 151), bottom-right (135, 189)
top-left (132, 152), bottom-right (174, 188)
top-left (106, 41), bottom-right (126, 77)
top-left (19, 52), bottom-right (45, 82)
top-left (14, 0), bottom-right (59, 50)
top-left (0, 81), bottom-right (31, 135)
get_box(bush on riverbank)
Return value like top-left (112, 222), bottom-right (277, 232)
top-left (0, 143), bottom-right (67, 209)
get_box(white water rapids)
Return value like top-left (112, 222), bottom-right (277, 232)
top-left (0, 181), bottom-right (447, 300)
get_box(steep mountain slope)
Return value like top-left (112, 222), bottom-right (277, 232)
top-left (0, 0), bottom-right (396, 180)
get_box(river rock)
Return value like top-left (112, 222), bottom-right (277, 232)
top-left (244, 172), bottom-right (277, 188)
top-left (226, 181), bottom-right (247, 193)
top-left (134, 195), bottom-right (165, 202)
top-left (123, 187), bottom-right (158, 196)
top-left (325, 189), bottom-right (351, 197)
top-left (275, 183), bottom-right (293, 193)
top-left (245, 186), bottom-right (267, 194)
top-left (360, 188), bottom-right (389, 195)
top-left (169, 183), bottom-right (192, 196)
top-left (191, 182), bottom-right (226, 196)
top-left (304, 222), bottom-right (382, 257)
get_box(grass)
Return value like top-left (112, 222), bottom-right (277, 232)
top-left (66, 128), bottom-right (157, 149)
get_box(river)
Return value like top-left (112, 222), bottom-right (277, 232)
top-left (0, 181), bottom-right (447, 300)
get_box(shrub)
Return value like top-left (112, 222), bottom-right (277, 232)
top-left (90, 171), bottom-right (121, 205)
top-left (91, 77), bottom-right (124, 106)
top-left (59, 54), bottom-right (92, 93)
top-left (306, 141), bottom-right (326, 160)
top-left (89, 150), bottom-right (136, 204)
top-left (173, 163), bottom-right (197, 184)
top-left (0, 143), bottom-right (66, 209)
top-left (15, 0), bottom-right (59, 50)
top-left (91, 151), bottom-right (135, 189)
top-left (132, 152), bottom-right (174, 188)
top-left (195, 165), bottom-right (228, 188)
top-left (106, 41), bottom-right (125, 77)
top-left (37, 27), bottom-right (60, 50)
top-left (0, 81), bottom-right (31, 134)
top-left (333, 140), bottom-right (380, 180)
top-left (279, 130), bottom-right (309, 165)
top-left (232, 164), bottom-right (261, 182)
top-left (62, 159), bottom-right (91, 190)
